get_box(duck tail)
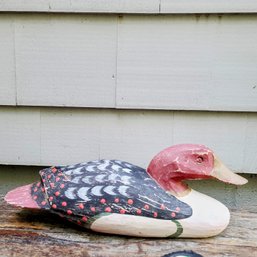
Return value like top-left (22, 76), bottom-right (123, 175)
top-left (5, 183), bottom-right (41, 209)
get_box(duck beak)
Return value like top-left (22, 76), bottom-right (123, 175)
top-left (211, 155), bottom-right (248, 185)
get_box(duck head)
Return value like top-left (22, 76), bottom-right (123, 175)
top-left (147, 144), bottom-right (248, 196)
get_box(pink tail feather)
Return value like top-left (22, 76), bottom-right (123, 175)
top-left (4, 184), bottom-right (40, 209)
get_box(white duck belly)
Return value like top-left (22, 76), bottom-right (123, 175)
top-left (90, 189), bottom-right (230, 238)
top-left (91, 213), bottom-right (178, 237)
top-left (178, 189), bottom-right (230, 238)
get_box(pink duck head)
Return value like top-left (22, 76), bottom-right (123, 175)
top-left (147, 144), bottom-right (248, 196)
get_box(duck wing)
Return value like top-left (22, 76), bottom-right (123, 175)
top-left (31, 160), bottom-right (192, 225)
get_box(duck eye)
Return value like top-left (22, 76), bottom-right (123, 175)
top-left (196, 156), bottom-right (204, 163)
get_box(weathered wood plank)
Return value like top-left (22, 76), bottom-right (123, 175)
top-left (15, 14), bottom-right (117, 108)
top-left (0, 107), bottom-right (256, 173)
top-left (117, 15), bottom-right (257, 112)
top-left (0, 15), bottom-right (16, 105)
top-left (0, 195), bottom-right (256, 257)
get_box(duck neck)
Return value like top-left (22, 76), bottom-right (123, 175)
top-left (158, 177), bottom-right (191, 197)
top-left (147, 167), bottom-right (191, 197)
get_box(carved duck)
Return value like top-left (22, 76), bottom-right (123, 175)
top-left (5, 144), bottom-right (247, 238)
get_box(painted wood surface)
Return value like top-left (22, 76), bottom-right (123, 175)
top-left (16, 14), bottom-right (117, 107)
top-left (117, 15), bottom-right (257, 111)
top-left (0, 0), bottom-right (160, 14)
top-left (160, 0), bottom-right (257, 14)
top-left (1, 0), bottom-right (257, 14)
top-left (0, 195), bottom-right (257, 257)
top-left (0, 107), bottom-right (256, 173)
top-left (0, 15), bottom-right (16, 105)
top-left (1, 14), bottom-right (257, 111)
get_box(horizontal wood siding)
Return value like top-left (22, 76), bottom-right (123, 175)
top-left (0, 12), bottom-right (256, 173)
top-left (1, 0), bottom-right (257, 13)
top-left (0, 0), bottom-right (160, 14)
top-left (16, 14), bottom-right (117, 107)
top-left (0, 107), bottom-right (256, 173)
top-left (0, 14), bottom-right (257, 111)
top-left (160, 0), bottom-right (257, 14)
top-left (0, 108), bottom-right (41, 165)
top-left (116, 15), bottom-right (257, 111)
top-left (0, 16), bottom-right (16, 105)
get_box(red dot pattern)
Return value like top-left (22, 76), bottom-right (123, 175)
top-left (82, 216), bottom-right (87, 222)
top-left (144, 204), bottom-right (149, 210)
top-left (79, 203), bottom-right (84, 209)
top-left (137, 209), bottom-right (142, 215)
top-left (33, 166), bottom-right (185, 225)
top-left (127, 199), bottom-right (133, 205)
top-left (105, 207), bottom-right (112, 212)
top-left (176, 207), bottom-right (181, 212)
top-left (120, 209), bottom-right (126, 214)
top-left (100, 198), bottom-right (106, 204)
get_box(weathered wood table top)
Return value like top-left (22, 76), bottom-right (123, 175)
top-left (0, 195), bottom-right (256, 257)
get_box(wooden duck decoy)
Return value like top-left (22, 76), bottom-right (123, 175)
top-left (5, 144), bottom-right (247, 238)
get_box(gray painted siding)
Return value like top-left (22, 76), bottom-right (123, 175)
top-left (0, 107), bottom-right (256, 173)
top-left (0, 14), bottom-right (257, 111)
top-left (0, 12), bottom-right (256, 173)
top-left (1, 0), bottom-right (257, 14)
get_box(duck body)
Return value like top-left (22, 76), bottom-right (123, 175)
top-left (7, 159), bottom-right (192, 237)
top-left (5, 144), bottom-right (247, 238)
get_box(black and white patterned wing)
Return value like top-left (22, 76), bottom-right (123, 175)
top-left (34, 160), bottom-right (192, 226)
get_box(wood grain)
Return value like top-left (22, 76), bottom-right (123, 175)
top-left (0, 195), bottom-right (256, 257)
